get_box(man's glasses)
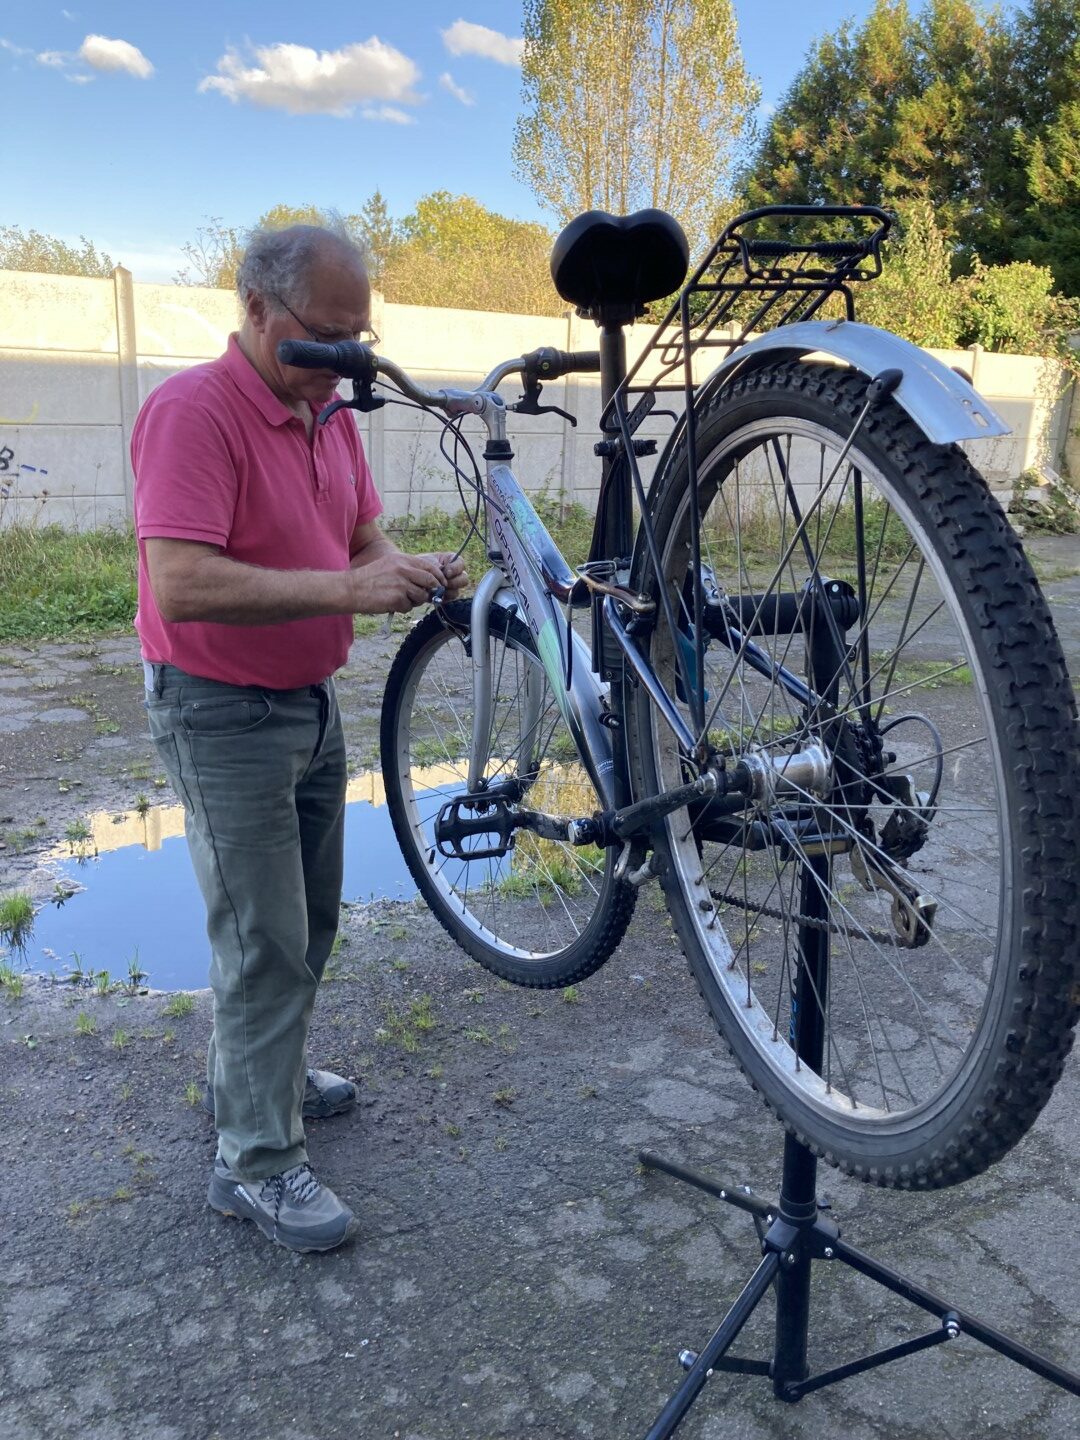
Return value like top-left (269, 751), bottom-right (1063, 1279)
top-left (273, 292), bottom-right (380, 349)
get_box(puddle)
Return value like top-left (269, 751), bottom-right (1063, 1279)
top-left (6, 770), bottom-right (486, 991)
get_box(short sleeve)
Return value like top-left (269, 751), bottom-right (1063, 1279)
top-left (132, 391), bottom-right (239, 548)
top-left (353, 437), bottom-right (382, 526)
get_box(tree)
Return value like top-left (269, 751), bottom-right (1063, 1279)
top-left (513, 0), bottom-right (760, 254)
top-left (743, 2), bottom-right (1007, 237)
top-left (380, 192), bottom-right (561, 316)
top-left (0, 226), bottom-right (115, 277)
top-left (352, 190), bottom-right (401, 288)
top-left (173, 217), bottom-right (245, 289)
top-left (740, 0), bottom-right (1080, 296)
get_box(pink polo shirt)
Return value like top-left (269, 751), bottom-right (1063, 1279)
top-left (132, 335), bottom-right (382, 688)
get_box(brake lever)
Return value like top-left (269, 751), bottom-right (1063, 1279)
top-left (510, 382), bottom-right (577, 428)
top-left (319, 378), bottom-right (386, 424)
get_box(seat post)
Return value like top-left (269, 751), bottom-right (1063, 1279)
top-left (598, 316), bottom-right (628, 413)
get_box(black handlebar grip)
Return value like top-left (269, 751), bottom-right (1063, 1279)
top-left (563, 350), bottom-right (601, 373)
top-left (276, 338), bottom-right (376, 382)
top-left (531, 347), bottom-right (603, 378)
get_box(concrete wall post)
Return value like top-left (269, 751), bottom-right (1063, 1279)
top-left (113, 266), bottom-right (139, 519)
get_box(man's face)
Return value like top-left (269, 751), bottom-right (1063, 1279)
top-left (251, 253), bottom-right (372, 408)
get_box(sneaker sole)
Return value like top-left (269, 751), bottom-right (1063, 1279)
top-left (207, 1174), bottom-right (358, 1253)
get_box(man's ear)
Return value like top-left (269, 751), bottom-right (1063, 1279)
top-left (246, 290), bottom-right (271, 333)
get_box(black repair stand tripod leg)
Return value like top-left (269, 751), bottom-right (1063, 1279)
top-left (638, 854), bottom-right (1080, 1438)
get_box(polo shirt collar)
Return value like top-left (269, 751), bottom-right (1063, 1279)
top-left (222, 333), bottom-right (298, 428)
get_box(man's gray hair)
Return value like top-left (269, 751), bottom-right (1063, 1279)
top-left (236, 220), bottom-right (367, 310)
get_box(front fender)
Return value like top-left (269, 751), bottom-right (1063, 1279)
top-left (703, 319), bottom-right (1008, 445)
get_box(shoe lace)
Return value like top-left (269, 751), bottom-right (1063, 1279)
top-left (278, 1162), bottom-right (321, 1208)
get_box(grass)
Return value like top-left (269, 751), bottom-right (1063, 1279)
top-left (184, 1080), bottom-right (202, 1107)
top-left (376, 994), bottom-right (437, 1053)
top-left (163, 993), bottom-right (196, 1019)
top-left (75, 1011), bottom-right (97, 1037)
top-left (0, 503), bottom-right (595, 645)
top-left (0, 523), bottom-right (138, 642)
top-left (0, 892), bottom-right (35, 951)
top-left (869, 651), bottom-right (974, 690)
top-left (0, 964), bottom-right (25, 1000)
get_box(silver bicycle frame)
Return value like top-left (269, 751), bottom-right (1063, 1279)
top-left (470, 406), bottom-right (617, 811)
top-left (370, 353), bottom-right (617, 811)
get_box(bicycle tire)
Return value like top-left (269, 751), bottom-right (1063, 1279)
top-left (381, 600), bottom-right (635, 987)
top-left (625, 358), bottom-right (1080, 1188)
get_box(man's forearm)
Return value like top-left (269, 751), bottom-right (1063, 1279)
top-left (350, 533), bottom-right (398, 569)
top-left (154, 552), bottom-right (364, 625)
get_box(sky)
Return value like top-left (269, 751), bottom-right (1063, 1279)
top-left (1, 1), bottom-right (888, 282)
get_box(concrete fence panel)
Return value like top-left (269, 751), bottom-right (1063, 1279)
top-left (1, 268), bottom-right (1073, 532)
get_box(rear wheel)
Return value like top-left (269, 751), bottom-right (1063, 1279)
top-left (627, 360), bottom-right (1080, 1188)
top-left (381, 601), bottom-right (635, 987)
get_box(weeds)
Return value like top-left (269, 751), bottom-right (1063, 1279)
top-left (163, 993), bottom-right (195, 1019)
top-left (0, 964), bottom-right (25, 999)
top-left (74, 1012), bottom-right (97, 1036)
top-left (0, 524), bottom-right (138, 642)
top-left (376, 994), bottom-right (437, 1053)
top-left (0, 892), bottom-right (34, 951)
top-left (184, 1080), bottom-right (202, 1107)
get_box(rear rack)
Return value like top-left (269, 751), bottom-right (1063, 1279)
top-left (598, 204), bottom-right (893, 744)
top-left (607, 204), bottom-right (893, 437)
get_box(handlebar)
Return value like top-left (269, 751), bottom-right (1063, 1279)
top-left (275, 339), bottom-right (602, 414)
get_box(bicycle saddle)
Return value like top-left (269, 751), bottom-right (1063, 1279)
top-left (550, 208), bottom-right (690, 317)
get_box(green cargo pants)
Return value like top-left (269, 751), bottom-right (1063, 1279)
top-left (144, 662), bottom-right (346, 1180)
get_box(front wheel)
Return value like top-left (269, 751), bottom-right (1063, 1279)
top-left (627, 359), bottom-right (1080, 1188)
top-left (380, 600), bottom-right (635, 988)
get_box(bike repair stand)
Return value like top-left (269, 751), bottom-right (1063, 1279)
top-left (638, 855), bottom-right (1080, 1437)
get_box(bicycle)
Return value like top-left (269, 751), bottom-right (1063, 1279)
top-left (278, 203), bottom-right (1080, 1195)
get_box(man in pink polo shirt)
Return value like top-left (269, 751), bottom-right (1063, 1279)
top-left (133, 223), bottom-right (465, 1253)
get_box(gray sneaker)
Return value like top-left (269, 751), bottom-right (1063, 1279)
top-left (202, 1067), bottom-right (359, 1122)
top-left (208, 1158), bottom-right (358, 1252)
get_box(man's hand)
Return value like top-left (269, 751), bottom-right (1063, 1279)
top-left (350, 551), bottom-right (449, 614)
top-left (427, 552), bottom-right (468, 601)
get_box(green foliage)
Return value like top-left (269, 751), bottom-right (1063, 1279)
top-left (0, 503), bottom-right (596, 646)
top-left (852, 201), bottom-right (1080, 363)
top-left (856, 201), bottom-right (965, 348)
top-left (0, 524), bottom-right (137, 642)
top-left (0, 226), bottom-right (115, 277)
top-left (173, 191), bottom-right (559, 315)
top-left (741, 0), bottom-right (1080, 298)
top-left (0, 892), bottom-right (34, 951)
top-left (515, 0), bottom-right (759, 255)
top-left (381, 191), bottom-right (560, 316)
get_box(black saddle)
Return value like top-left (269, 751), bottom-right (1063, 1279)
top-left (550, 208), bottom-right (689, 318)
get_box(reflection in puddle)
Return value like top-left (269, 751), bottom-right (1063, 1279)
top-left (16, 773), bottom-right (423, 992)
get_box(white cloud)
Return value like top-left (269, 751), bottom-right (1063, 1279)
top-left (36, 50), bottom-right (68, 67)
top-left (441, 19), bottom-right (523, 66)
top-left (61, 9), bottom-right (78, 19)
top-left (0, 38), bottom-right (31, 57)
top-left (65, 72), bottom-right (93, 84)
top-left (439, 71), bottom-right (475, 106)
top-left (199, 38), bottom-right (421, 118)
top-left (360, 104), bottom-right (415, 125)
top-left (79, 34), bottom-right (154, 79)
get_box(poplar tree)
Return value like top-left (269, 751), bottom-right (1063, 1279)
top-left (513, 0), bottom-right (760, 253)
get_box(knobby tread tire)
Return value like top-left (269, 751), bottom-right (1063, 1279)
top-left (381, 602), bottom-right (636, 989)
top-left (628, 359), bottom-right (1080, 1189)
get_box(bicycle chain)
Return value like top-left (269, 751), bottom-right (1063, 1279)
top-left (708, 889), bottom-right (895, 946)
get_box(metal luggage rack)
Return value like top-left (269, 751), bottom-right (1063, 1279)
top-left (606, 203), bottom-right (894, 444)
